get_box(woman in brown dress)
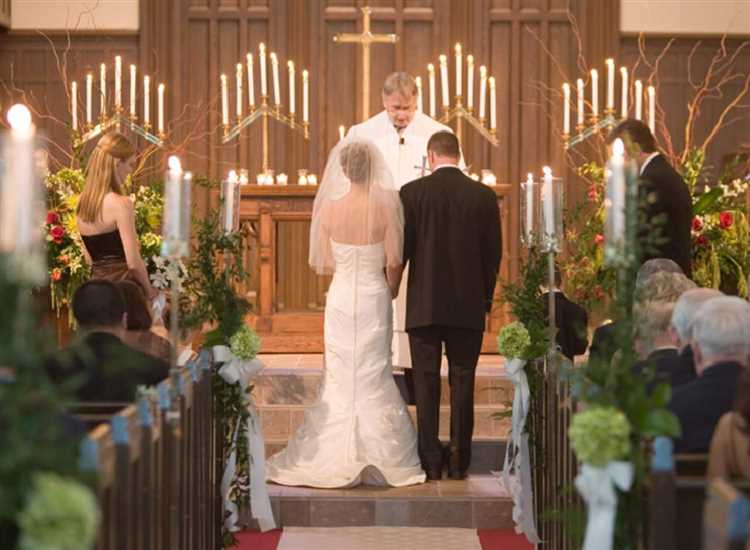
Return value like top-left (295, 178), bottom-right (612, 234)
top-left (77, 132), bottom-right (158, 300)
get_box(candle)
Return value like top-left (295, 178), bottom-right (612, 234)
top-left (479, 66), bottom-right (487, 120)
top-left (223, 170), bottom-right (238, 234)
top-left (607, 138), bottom-right (626, 245)
top-left (276, 173), bottom-right (288, 186)
top-left (455, 43), bottom-right (462, 98)
top-left (620, 67), bottom-right (628, 118)
top-left (1, 105), bottom-right (35, 257)
top-left (647, 85), bottom-right (656, 133)
top-left (236, 63), bottom-right (243, 119)
top-left (525, 173), bottom-right (534, 243)
top-left (562, 82), bottom-right (570, 135)
top-left (71, 81), bottom-right (78, 131)
top-left (634, 79), bottom-right (643, 120)
top-left (307, 174), bottom-right (317, 186)
top-left (298, 173), bottom-right (307, 186)
top-left (415, 76), bottom-right (423, 113)
top-left (338, 125), bottom-right (345, 141)
top-left (481, 171), bottom-right (496, 186)
top-left (163, 155), bottom-right (183, 251)
top-left (489, 76), bottom-right (497, 130)
top-left (100, 63), bottom-right (107, 118)
top-left (259, 43), bottom-right (267, 97)
top-left (270, 52), bottom-right (280, 106)
top-left (181, 171), bottom-right (192, 248)
top-left (220, 73), bottom-right (229, 126)
top-left (542, 166), bottom-right (554, 237)
top-left (256, 173), bottom-right (264, 185)
top-left (302, 70), bottom-right (309, 123)
top-left (439, 55), bottom-right (449, 108)
top-left (114, 55), bottom-right (122, 109)
top-left (590, 68), bottom-right (598, 118)
top-left (247, 53), bottom-right (255, 108)
top-left (470, 173), bottom-right (479, 181)
top-left (86, 73), bottom-right (93, 125)
top-left (288, 60), bottom-right (295, 115)
top-left (157, 83), bottom-right (165, 134)
top-left (129, 64), bottom-right (136, 118)
top-left (427, 64), bottom-right (436, 118)
top-left (143, 75), bottom-right (150, 126)
top-left (576, 78), bottom-right (584, 126)
top-left (605, 58), bottom-right (614, 111)
top-left (467, 55), bottom-right (474, 110)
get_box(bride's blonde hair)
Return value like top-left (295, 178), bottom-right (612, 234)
top-left (77, 132), bottom-right (135, 222)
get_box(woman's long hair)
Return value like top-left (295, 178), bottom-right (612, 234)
top-left (77, 132), bottom-right (135, 223)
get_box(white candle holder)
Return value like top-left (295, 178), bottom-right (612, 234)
top-left (540, 172), bottom-right (564, 254)
top-left (161, 157), bottom-right (191, 259)
top-left (520, 175), bottom-right (540, 249)
top-left (220, 172), bottom-right (241, 234)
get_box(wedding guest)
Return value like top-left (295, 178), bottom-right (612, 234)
top-left (669, 297), bottom-right (750, 453)
top-left (116, 280), bottom-right (171, 363)
top-left (606, 119), bottom-right (692, 276)
top-left (47, 280), bottom-right (169, 402)
top-left (77, 132), bottom-right (158, 300)
top-left (669, 287), bottom-right (724, 376)
top-left (708, 368), bottom-right (750, 480)
top-left (541, 266), bottom-right (588, 362)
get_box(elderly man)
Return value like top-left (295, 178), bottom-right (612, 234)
top-left (670, 288), bottom-right (724, 372)
top-left (346, 72), bottom-right (459, 373)
top-left (668, 296), bottom-right (750, 453)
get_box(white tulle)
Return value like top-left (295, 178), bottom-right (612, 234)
top-left (266, 240), bottom-right (425, 488)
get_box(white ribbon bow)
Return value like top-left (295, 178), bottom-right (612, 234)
top-left (575, 461), bottom-right (634, 550)
top-left (213, 345), bottom-right (276, 532)
top-left (501, 357), bottom-right (540, 543)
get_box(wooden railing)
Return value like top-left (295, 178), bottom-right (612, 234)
top-left (74, 356), bottom-right (220, 550)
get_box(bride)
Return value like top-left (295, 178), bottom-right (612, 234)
top-left (266, 138), bottom-right (425, 488)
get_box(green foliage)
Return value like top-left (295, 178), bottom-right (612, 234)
top-left (569, 407), bottom-right (631, 466)
top-left (230, 325), bottom-right (262, 361)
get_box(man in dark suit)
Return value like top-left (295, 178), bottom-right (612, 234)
top-left (668, 297), bottom-right (750, 453)
top-left (400, 131), bottom-right (502, 480)
top-left (606, 119), bottom-right (692, 277)
top-left (541, 266), bottom-right (588, 362)
top-left (47, 280), bottom-right (170, 403)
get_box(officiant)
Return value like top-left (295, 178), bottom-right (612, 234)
top-left (346, 72), bottom-right (462, 371)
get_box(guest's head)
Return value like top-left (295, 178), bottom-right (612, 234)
top-left (340, 141), bottom-right (373, 185)
top-left (382, 72), bottom-right (417, 130)
top-left (638, 271), bottom-right (696, 303)
top-left (635, 258), bottom-right (683, 289)
top-left (606, 118), bottom-right (657, 163)
top-left (670, 288), bottom-right (724, 352)
top-left (427, 131), bottom-right (461, 170)
top-left (691, 296), bottom-right (750, 375)
top-left (634, 300), bottom-right (676, 358)
top-left (72, 280), bottom-right (126, 331)
top-left (116, 280), bottom-right (152, 330)
top-left (78, 132), bottom-right (135, 223)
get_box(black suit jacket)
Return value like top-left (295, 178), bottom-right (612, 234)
top-left (589, 320), bottom-right (620, 365)
top-left (668, 361), bottom-right (742, 453)
top-left (634, 347), bottom-right (696, 394)
top-left (640, 154), bottom-right (693, 277)
top-left (47, 331), bottom-right (170, 402)
top-left (541, 291), bottom-right (588, 361)
top-left (400, 166), bottom-right (502, 332)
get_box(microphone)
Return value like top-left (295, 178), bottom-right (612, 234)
top-left (399, 137), bottom-right (405, 146)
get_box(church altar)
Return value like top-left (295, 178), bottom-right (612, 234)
top-left (239, 183), bottom-right (512, 353)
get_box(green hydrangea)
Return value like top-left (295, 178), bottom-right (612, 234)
top-left (17, 473), bottom-right (100, 550)
top-left (230, 325), bottom-right (262, 360)
top-left (497, 321), bottom-right (531, 358)
top-left (569, 407), bottom-right (631, 466)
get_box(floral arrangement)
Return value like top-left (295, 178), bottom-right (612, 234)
top-left (230, 325), bottom-right (262, 361)
top-left (44, 167), bottom-right (164, 319)
top-left (16, 473), bottom-right (99, 550)
top-left (569, 407), bottom-right (631, 467)
top-left (497, 321), bottom-right (531, 359)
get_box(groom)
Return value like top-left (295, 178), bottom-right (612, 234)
top-left (400, 131), bottom-right (502, 480)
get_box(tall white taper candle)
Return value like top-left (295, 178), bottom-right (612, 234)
top-left (590, 68), bottom-right (599, 118)
top-left (86, 73), bottom-right (93, 125)
top-left (605, 58), bottom-right (614, 111)
top-left (115, 56), bottom-right (122, 109)
top-left (634, 79), bottom-right (643, 120)
top-left (143, 75), bottom-right (150, 126)
top-left (247, 53), bottom-right (255, 108)
top-left (562, 82), bottom-right (570, 135)
top-left (270, 52), bottom-right (280, 106)
top-left (129, 64), bottom-right (136, 117)
top-left (71, 81), bottom-right (78, 131)
top-left (220, 73), bottom-right (229, 126)
top-left (479, 65), bottom-right (487, 120)
top-left (620, 67), bottom-right (628, 118)
top-left (236, 63), bottom-right (243, 119)
top-left (302, 70), bottom-right (309, 123)
top-left (288, 60), bottom-right (295, 115)
top-left (259, 43), bottom-right (268, 97)
top-left (489, 76), bottom-right (497, 130)
top-left (439, 55), bottom-right (449, 108)
top-left (542, 166), bottom-right (554, 237)
top-left (100, 63), bottom-right (107, 118)
top-left (157, 83), bottom-right (165, 134)
top-left (647, 85), bottom-right (656, 133)
top-left (428, 63), bottom-right (436, 118)
top-left (576, 78), bottom-right (584, 126)
top-left (455, 43), bottom-right (462, 97)
top-left (467, 55), bottom-right (474, 110)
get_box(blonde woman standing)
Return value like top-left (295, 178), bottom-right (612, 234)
top-left (77, 132), bottom-right (158, 300)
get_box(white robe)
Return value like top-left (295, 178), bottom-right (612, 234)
top-left (346, 111), bottom-right (459, 368)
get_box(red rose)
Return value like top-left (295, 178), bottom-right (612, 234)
top-left (692, 216), bottom-right (703, 231)
top-left (49, 225), bottom-right (65, 243)
top-left (587, 186), bottom-right (599, 201)
top-left (594, 286), bottom-right (605, 299)
top-left (719, 211), bottom-right (733, 229)
top-left (46, 211), bottom-right (59, 225)
top-left (695, 234), bottom-right (708, 247)
top-left (58, 254), bottom-right (70, 265)
top-left (594, 234), bottom-right (604, 245)
top-left (51, 268), bottom-right (62, 282)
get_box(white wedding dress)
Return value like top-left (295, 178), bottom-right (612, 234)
top-left (266, 239), bottom-right (425, 488)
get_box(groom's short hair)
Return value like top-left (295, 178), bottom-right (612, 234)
top-left (427, 131), bottom-right (460, 159)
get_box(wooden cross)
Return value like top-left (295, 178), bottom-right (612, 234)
top-left (333, 6), bottom-right (398, 121)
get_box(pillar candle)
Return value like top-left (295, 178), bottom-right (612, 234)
top-left (525, 172), bottom-right (534, 243)
top-left (647, 85), bottom-right (656, 133)
top-left (259, 43), bottom-right (267, 97)
top-left (247, 53), bottom-right (255, 108)
top-left (542, 166), bottom-right (554, 237)
top-left (576, 78), bottom-right (584, 126)
top-left (181, 171), bottom-right (192, 247)
top-left (489, 76), bottom-right (497, 130)
top-left (288, 60), bottom-right (295, 115)
top-left (455, 43), bottom-right (462, 97)
top-left (86, 73), bottom-right (93, 125)
top-left (415, 76), bottom-right (423, 113)
top-left (236, 63), bottom-right (243, 119)
top-left (479, 65), bottom-right (487, 120)
top-left (276, 173), bottom-right (288, 186)
top-left (223, 170), bottom-right (238, 234)
top-left (439, 54), bottom-right (449, 108)
top-left (620, 67), bottom-right (628, 118)
top-left (100, 63), bottom-right (107, 118)
top-left (143, 75), bottom-right (150, 126)
top-left (270, 52), bottom-right (280, 106)
top-left (164, 155), bottom-right (183, 246)
top-left (634, 79), bottom-right (643, 120)
top-left (428, 63), bottom-right (436, 118)
top-left (302, 70), bottom-right (309, 123)
top-left (157, 83), bottom-right (165, 134)
top-left (605, 58), bottom-right (614, 111)
top-left (607, 138), bottom-right (626, 243)
top-left (466, 55), bottom-right (474, 110)
top-left (129, 64), bottom-right (136, 117)
top-left (562, 82), bottom-right (570, 135)
top-left (115, 55), bottom-right (122, 109)
top-left (220, 73), bottom-right (229, 126)
top-left (71, 81), bottom-right (78, 131)
top-left (590, 68), bottom-right (598, 118)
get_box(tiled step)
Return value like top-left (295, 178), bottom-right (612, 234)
top-left (259, 474), bottom-right (514, 529)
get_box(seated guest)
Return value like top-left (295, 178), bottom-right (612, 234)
top-left (669, 297), bottom-right (750, 453)
top-left (633, 300), bottom-right (694, 393)
top-left (670, 287), bottom-right (724, 375)
top-left (708, 368), bottom-right (750, 480)
top-left (47, 280), bottom-right (169, 402)
top-left (116, 280), bottom-right (171, 362)
top-left (541, 266), bottom-right (588, 362)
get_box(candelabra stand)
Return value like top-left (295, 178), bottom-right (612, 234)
top-left (439, 95), bottom-right (498, 147)
top-left (221, 95), bottom-right (309, 174)
top-left (74, 108), bottom-right (166, 148)
top-left (565, 108), bottom-right (618, 150)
